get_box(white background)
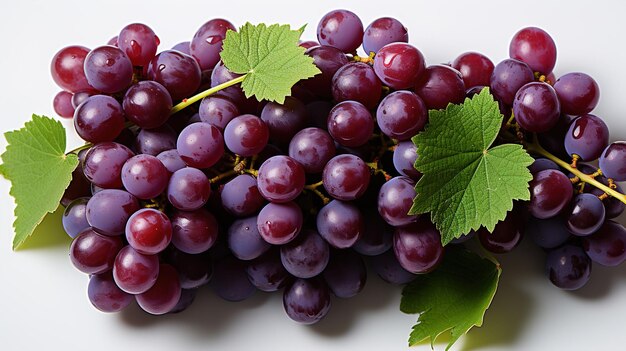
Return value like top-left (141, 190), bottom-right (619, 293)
top-left (1, 0), bottom-right (626, 350)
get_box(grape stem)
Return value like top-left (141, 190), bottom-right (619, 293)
top-left (525, 134), bottom-right (626, 205)
top-left (209, 169), bottom-right (238, 184)
top-left (170, 75), bottom-right (247, 114)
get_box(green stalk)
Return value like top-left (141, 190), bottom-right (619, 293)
top-left (170, 74), bottom-right (246, 114)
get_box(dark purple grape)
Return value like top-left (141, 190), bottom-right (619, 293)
top-left (370, 249), bottom-right (416, 285)
top-left (126, 209), bottom-right (172, 255)
top-left (51, 45), bottom-right (93, 93)
top-left (393, 218), bottom-right (444, 274)
top-left (198, 96), bottom-right (240, 130)
top-left (260, 97), bottom-right (308, 145)
top-left (362, 17), bottom-right (408, 54)
top-left (170, 209), bottom-right (218, 254)
top-left (62, 197), bottom-right (90, 239)
top-left (393, 141), bottom-right (421, 180)
top-left (169, 289), bottom-right (197, 314)
top-left (490, 59), bottom-right (534, 106)
top-left (529, 158), bottom-right (559, 175)
top-left (83, 142), bottom-right (134, 189)
top-left (317, 9), bottom-right (363, 53)
top-left (86, 189), bottom-right (139, 236)
top-left (228, 216), bottom-right (271, 261)
top-left (353, 209), bottom-right (394, 256)
top-left (118, 23), bottom-right (159, 66)
top-left (283, 278), bottom-right (331, 324)
top-left (84, 46), bottom-right (133, 93)
top-left (509, 27), bottom-right (557, 74)
top-left (588, 183), bottom-right (625, 219)
top-left (123, 81), bottom-right (172, 129)
top-left (302, 46), bottom-right (349, 98)
top-left (257, 156), bottom-right (305, 203)
top-left (156, 149), bottom-right (186, 173)
top-left (147, 50), bottom-right (202, 101)
top-left (477, 211), bottom-right (524, 253)
top-left (288, 128), bottom-right (336, 174)
top-left (373, 43), bottom-right (425, 89)
top-left (190, 19), bottom-right (236, 70)
top-left (211, 256), bottom-right (256, 302)
top-left (210, 61), bottom-right (246, 105)
top-left (376, 90), bottom-right (427, 140)
top-left (73, 95), bottom-right (125, 143)
top-left (322, 154), bottom-right (370, 201)
top-left (171, 41), bottom-right (191, 55)
top-left (414, 65), bottom-right (465, 110)
top-left (554, 72), bottom-right (600, 115)
top-left (299, 40), bottom-right (318, 49)
top-left (62, 166), bottom-right (92, 207)
top-left (323, 250), bottom-right (366, 298)
top-left (582, 220), bottom-right (626, 266)
top-left (537, 114), bottom-right (575, 160)
top-left (599, 142), bottom-right (626, 181)
top-left (545, 244), bottom-right (591, 290)
top-left (167, 167), bottom-right (211, 211)
top-left (136, 264), bottom-right (181, 315)
top-left (247, 249), bottom-right (291, 292)
top-left (332, 62), bottom-right (382, 109)
top-left (316, 200), bottom-right (363, 248)
top-left (280, 229), bottom-right (330, 279)
top-left (220, 174), bottom-right (264, 217)
top-left (87, 272), bottom-right (133, 313)
top-left (135, 125), bottom-right (177, 156)
top-left (513, 82), bottom-right (560, 133)
top-left (566, 193), bottom-right (605, 236)
top-left (257, 202), bottom-right (303, 245)
top-left (71, 91), bottom-right (93, 109)
top-left (327, 100), bottom-right (374, 147)
top-left (121, 154), bottom-right (169, 199)
top-left (70, 228), bottom-right (123, 274)
top-left (564, 114), bottom-right (609, 161)
top-left (451, 52), bottom-right (495, 88)
top-left (53, 91), bottom-right (75, 118)
top-left (527, 216), bottom-right (571, 249)
top-left (177, 122), bottom-right (224, 168)
top-left (378, 176), bottom-right (418, 226)
top-left (224, 114), bottom-right (269, 157)
top-left (165, 249), bottom-right (212, 289)
top-left (528, 169), bottom-right (574, 219)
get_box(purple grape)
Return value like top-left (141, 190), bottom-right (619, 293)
top-left (228, 216), bottom-right (271, 261)
top-left (71, 91), bottom-right (93, 109)
top-left (393, 218), bottom-right (444, 274)
top-left (451, 52), bottom-right (495, 88)
top-left (582, 220), bottom-right (626, 266)
top-left (588, 183), bottom-right (625, 219)
top-left (53, 91), bottom-right (75, 118)
top-left (362, 17), bottom-right (408, 54)
top-left (210, 61), bottom-right (246, 105)
top-left (317, 9), bottom-right (363, 53)
top-left (123, 81), bottom-right (172, 129)
top-left (136, 264), bottom-right (181, 315)
top-left (257, 202), bottom-right (303, 245)
top-left (62, 166), bottom-right (92, 207)
top-left (86, 189), bottom-right (139, 236)
top-left (83, 142), bottom-right (134, 189)
top-left (370, 249), bottom-right (416, 285)
top-left (121, 154), bottom-right (169, 200)
top-left (299, 40), bottom-right (318, 49)
top-left (477, 210), bottom-right (524, 253)
top-left (62, 197), bottom-right (90, 239)
top-left (378, 176), bottom-right (418, 226)
top-left (247, 249), bottom-right (291, 292)
top-left (599, 142), bottom-right (626, 181)
top-left (147, 50), bottom-right (202, 101)
top-left (156, 149), bottom-right (186, 174)
top-left (220, 174), bottom-right (264, 217)
top-left (198, 96), bottom-right (240, 130)
top-left (135, 125), bottom-right (177, 156)
top-left (332, 62), bottom-right (382, 109)
top-left (280, 229), bottom-right (330, 279)
top-left (537, 113), bottom-right (575, 160)
top-left (302, 46), bottom-right (349, 98)
top-left (260, 97), bottom-right (308, 145)
top-left (257, 156), bottom-right (305, 203)
top-left (73, 95), bottom-right (125, 143)
top-left (509, 27), bottom-right (557, 74)
top-left (118, 23), bottom-right (159, 66)
top-left (527, 217), bottom-right (571, 249)
top-left (87, 272), bottom-right (133, 313)
top-left (167, 167), bottom-right (211, 211)
top-left (170, 209), bottom-right (218, 254)
top-left (316, 200), bottom-right (363, 249)
top-left (529, 158), bottom-right (559, 174)
top-left (177, 122), bottom-right (224, 168)
top-left (70, 228), bottom-right (123, 274)
top-left (169, 289), bottom-right (197, 314)
top-left (566, 193), bottom-right (605, 236)
top-left (327, 100), bottom-right (374, 147)
top-left (545, 244), bottom-right (591, 290)
top-left (283, 278), bottom-right (331, 324)
top-left (322, 154), bottom-right (370, 201)
top-left (323, 250), bottom-right (366, 298)
top-left (288, 128), bottom-right (336, 174)
top-left (190, 19), bottom-right (236, 70)
top-left (224, 114), bottom-right (269, 157)
top-left (211, 256), bottom-right (256, 302)
top-left (414, 65), bottom-right (465, 110)
top-left (393, 141), bottom-right (421, 180)
top-left (84, 46), bottom-right (133, 93)
top-left (125, 209), bottom-right (172, 255)
top-left (376, 90), bottom-right (428, 140)
top-left (513, 82), bottom-right (560, 133)
top-left (373, 43), bottom-right (425, 89)
top-left (113, 246), bottom-right (159, 294)
top-left (51, 45), bottom-right (93, 93)
top-left (528, 169), bottom-right (574, 219)
top-left (490, 59), bottom-right (534, 106)
top-left (564, 114), bottom-right (609, 161)
top-left (165, 249), bottom-right (212, 289)
top-left (554, 72), bottom-right (600, 115)
top-left (353, 209), bottom-right (394, 256)
top-left (171, 41), bottom-right (191, 55)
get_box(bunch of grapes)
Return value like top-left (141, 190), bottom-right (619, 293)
top-left (53, 8), bottom-right (626, 323)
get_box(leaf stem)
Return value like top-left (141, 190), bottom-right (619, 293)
top-left (170, 74), bottom-right (247, 114)
top-left (526, 135), bottom-right (626, 205)
top-left (67, 143), bottom-right (93, 155)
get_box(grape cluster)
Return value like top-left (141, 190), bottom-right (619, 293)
top-left (54, 9), bottom-right (626, 323)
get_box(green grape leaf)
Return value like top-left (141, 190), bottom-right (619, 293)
top-left (410, 88), bottom-right (534, 245)
top-left (220, 22), bottom-right (321, 104)
top-left (401, 247), bottom-right (501, 350)
top-left (0, 115), bottom-right (78, 250)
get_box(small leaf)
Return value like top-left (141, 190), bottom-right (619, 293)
top-left (401, 247), bottom-right (501, 350)
top-left (220, 22), bottom-right (321, 104)
top-left (0, 115), bottom-right (78, 249)
top-left (410, 88), bottom-right (534, 245)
